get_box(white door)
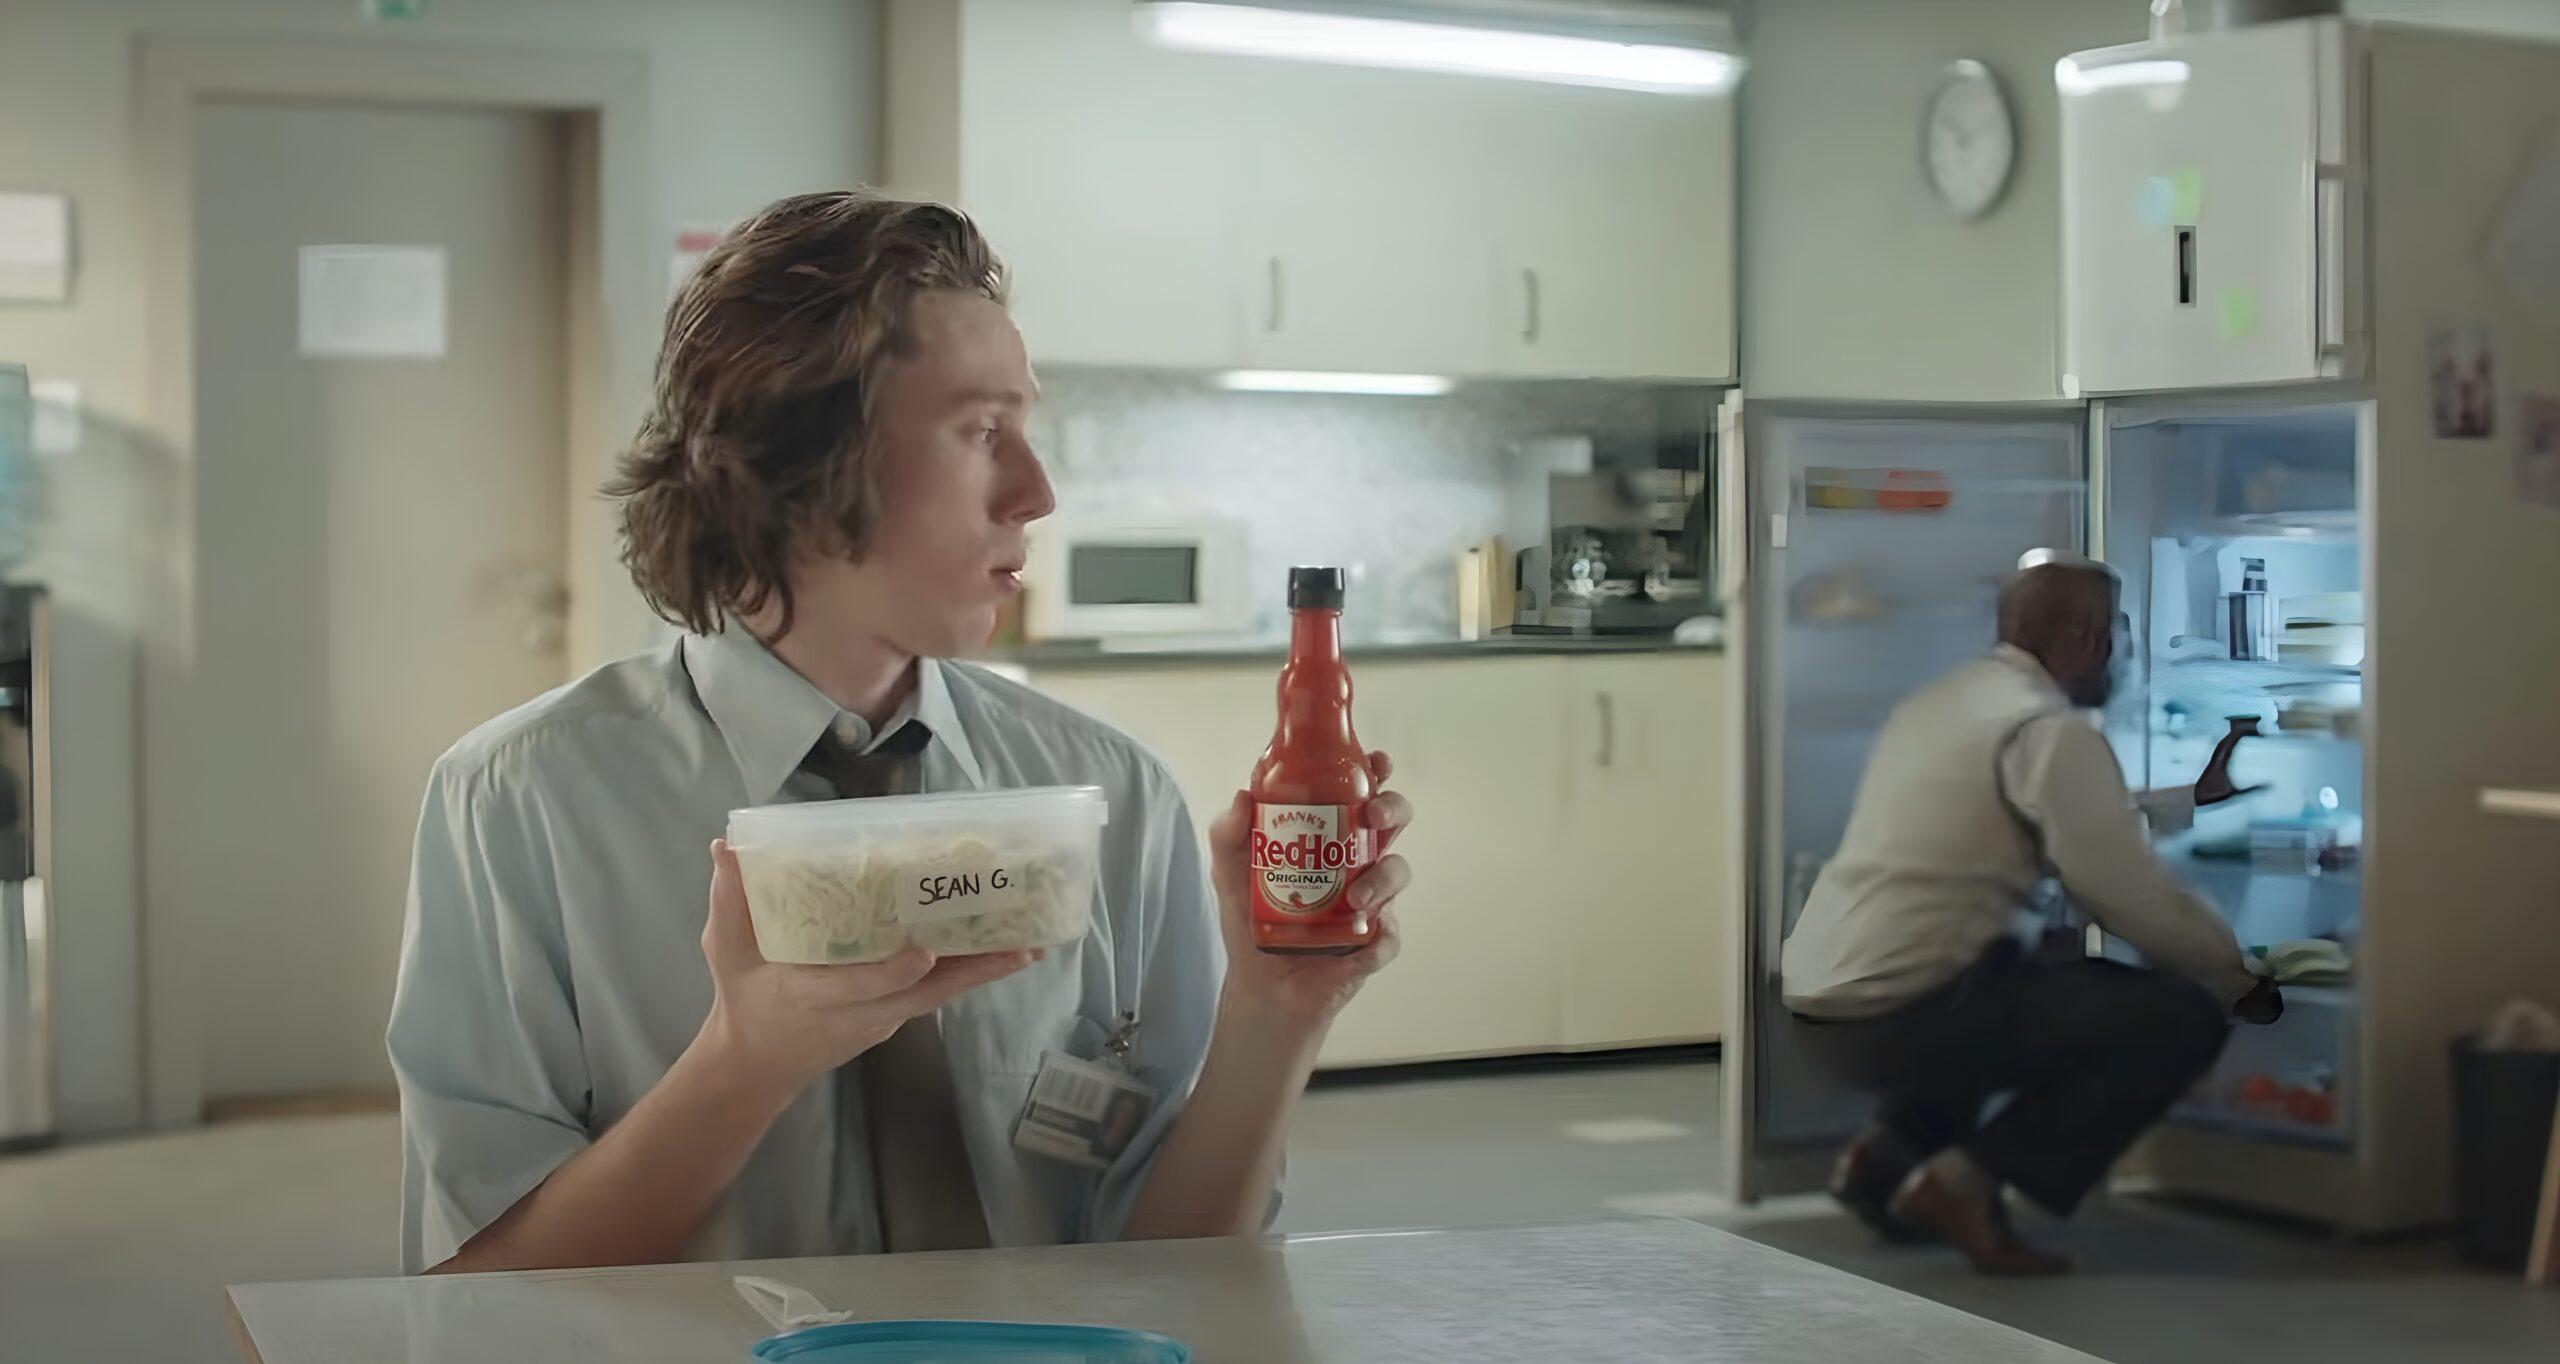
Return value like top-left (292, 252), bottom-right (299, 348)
top-left (176, 101), bottom-right (571, 1100)
top-left (2059, 18), bottom-right (2357, 395)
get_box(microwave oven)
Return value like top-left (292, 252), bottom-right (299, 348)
top-left (1024, 516), bottom-right (1249, 640)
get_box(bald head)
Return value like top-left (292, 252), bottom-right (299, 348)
top-left (1999, 561), bottom-right (2120, 706)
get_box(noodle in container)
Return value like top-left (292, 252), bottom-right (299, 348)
top-left (727, 786), bottom-right (1107, 964)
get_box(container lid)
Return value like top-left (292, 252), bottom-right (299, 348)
top-left (1288, 566), bottom-right (1345, 610)
top-left (727, 785), bottom-right (1107, 840)
top-left (752, 1320), bottom-right (1191, 1362)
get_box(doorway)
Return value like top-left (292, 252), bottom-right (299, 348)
top-left (180, 99), bottom-right (574, 1102)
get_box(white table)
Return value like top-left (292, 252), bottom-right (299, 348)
top-left (228, 1217), bottom-right (2102, 1363)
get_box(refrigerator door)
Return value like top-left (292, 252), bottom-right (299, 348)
top-left (1730, 403), bottom-right (2086, 1202)
top-left (2060, 17), bottom-right (2358, 396)
top-left (0, 877), bottom-right (49, 1147)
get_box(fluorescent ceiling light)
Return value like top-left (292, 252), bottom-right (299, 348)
top-left (1137, 2), bottom-right (1742, 96)
top-left (1216, 369), bottom-right (1456, 395)
top-left (2055, 57), bottom-right (2191, 96)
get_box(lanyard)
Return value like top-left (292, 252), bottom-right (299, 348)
top-left (1102, 872), bottom-right (1143, 1069)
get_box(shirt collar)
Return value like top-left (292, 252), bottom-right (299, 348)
top-left (1990, 643), bottom-right (2069, 703)
top-left (682, 628), bottom-right (987, 803)
top-left (912, 654), bottom-right (986, 789)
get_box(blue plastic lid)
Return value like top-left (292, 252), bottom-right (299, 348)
top-left (752, 1320), bottom-right (1191, 1363)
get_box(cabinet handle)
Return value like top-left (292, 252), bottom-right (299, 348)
top-left (1521, 267), bottom-right (1541, 345)
top-left (1266, 256), bottom-right (1284, 333)
top-left (1595, 690), bottom-right (1615, 769)
top-left (2316, 164), bottom-right (2347, 355)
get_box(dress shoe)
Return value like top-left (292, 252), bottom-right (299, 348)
top-left (1829, 1131), bottom-right (1935, 1246)
top-left (1888, 1166), bottom-right (2073, 1277)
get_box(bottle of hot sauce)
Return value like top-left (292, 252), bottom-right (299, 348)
top-left (1250, 567), bottom-right (1378, 955)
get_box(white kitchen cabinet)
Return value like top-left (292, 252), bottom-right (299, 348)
top-left (1230, 61), bottom-right (1499, 377)
top-left (1027, 650), bottom-right (1730, 1069)
top-left (886, 0), bottom-right (1245, 369)
top-left (886, 0), bottom-right (1736, 381)
top-left (1485, 83), bottom-right (1737, 382)
top-left (1029, 657), bottom-right (1569, 1068)
top-left (1321, 658), bottom-right (1569, 1065)
top-left (1554, 654), bottom-right (1727, 1050)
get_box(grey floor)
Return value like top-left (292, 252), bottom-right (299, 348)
top-left (4, 1058), bottom-right (2554, 1363)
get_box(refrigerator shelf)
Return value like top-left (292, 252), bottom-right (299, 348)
top-left (2269, 981), bottom-right (2358, 1009)
top-left (2149, 726), bottom-right (2360, 747)
top-left (2153, 657), bottom-right (2362, 699)
top-left (2192, 510), bottom-right (2359, 543)
top-left (2169, 1102), bottom-right (2356, 1151)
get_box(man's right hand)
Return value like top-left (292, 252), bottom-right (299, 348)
top-left (698, 839), bottom-right (1035, 1095)
top-left (2195, 717), bottom-right (2267, 808)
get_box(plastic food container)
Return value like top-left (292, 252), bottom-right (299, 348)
top-left (753, 1320), bottom-right (1190, 1362)
top-left (727, 787), bottom-right (1107, 964)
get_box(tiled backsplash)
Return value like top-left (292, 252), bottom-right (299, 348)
top-left (1029, 369), bottom-right (1714, 642)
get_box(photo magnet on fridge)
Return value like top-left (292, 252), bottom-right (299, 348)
top-left (2430, 325), bottom-right (2497, 439)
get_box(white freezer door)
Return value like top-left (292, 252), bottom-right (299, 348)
top-left (2060, 17), bottom-right (2357, 396)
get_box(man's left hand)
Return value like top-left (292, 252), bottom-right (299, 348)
top-left (1207, 750), bottom-right (1410, 1037)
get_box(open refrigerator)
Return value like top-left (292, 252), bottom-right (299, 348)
top-left (1729, 15), bottom-right (2560, 1230)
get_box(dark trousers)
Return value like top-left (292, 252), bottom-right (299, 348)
top-left (1796, 937), bottom-right (2231, 1216)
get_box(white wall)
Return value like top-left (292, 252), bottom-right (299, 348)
top-left (0, 0), bottom-right (878, 1130)
top-left (1738, 0), bottom-right (2146, 402)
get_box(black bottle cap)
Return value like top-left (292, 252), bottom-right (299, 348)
top-left (1288, 566), bottom-right (1346, 611)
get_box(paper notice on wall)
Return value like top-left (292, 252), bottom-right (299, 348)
top-left (670, 224), bottom-right (726, 297)
top-left (0, 192), bottom-right (71, 302)
top-left (2429, 325), bottom-right (2496, 440)
top-left (298, 245), bottom-right (446, 359)
top-left (2485, 131), bottom-right (2560, 339)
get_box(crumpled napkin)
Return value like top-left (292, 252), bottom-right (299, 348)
top-left (735, 1276), bottom-right (862, 1332)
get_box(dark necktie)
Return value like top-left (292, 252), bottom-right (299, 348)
top-left (802, 718), bottom-right (930, 799)
top-left (800, 718), bottom-right (994, 1253)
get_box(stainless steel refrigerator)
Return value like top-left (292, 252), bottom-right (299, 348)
top-left (1725, 14), bottom-right (2560, 1232)
top-left (0, 363), bottom-right (49, 1151)
top-left (2056, 14), bottom-right (2560, 1231)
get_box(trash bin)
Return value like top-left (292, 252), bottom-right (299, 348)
top-left (2450, 1034), bottom-right (2560, 1270)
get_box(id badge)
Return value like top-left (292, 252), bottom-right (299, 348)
top-left (1011, 1050), bottom-right (1158, 1171)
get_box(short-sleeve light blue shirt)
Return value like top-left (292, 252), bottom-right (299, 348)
top-left (387, 628), bottom-right (1229, 1272)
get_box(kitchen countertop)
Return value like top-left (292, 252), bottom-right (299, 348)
top-left (995, 632), bottom-right (1723, 670)
top-left (226, 1217), bottom-right (2098, 1364)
